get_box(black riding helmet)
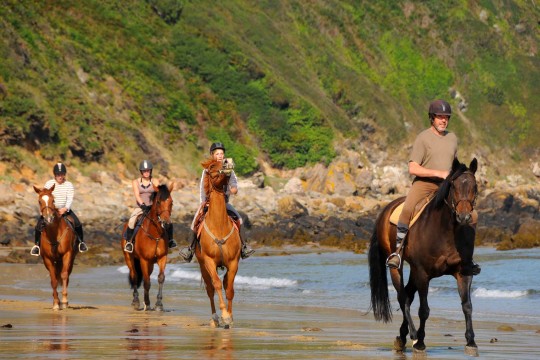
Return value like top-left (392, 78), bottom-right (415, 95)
top-left (53, 163), bottom-right (67, 175)
top-left (428, 99), bottom-right (452, 121)
top-left (139, 160), bottom-right (153, 171)
top-left (209, 142), bottom-right (226, 154)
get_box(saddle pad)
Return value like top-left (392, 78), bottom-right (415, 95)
top-left (390, 199), bottom-right (478, 227)
top-left (389, 201), bottom-right (430, 228)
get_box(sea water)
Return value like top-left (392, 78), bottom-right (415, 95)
top-left (110, 247), bottom-right (540, 326)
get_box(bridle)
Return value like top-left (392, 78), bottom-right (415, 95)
top-left (445, 170), bottom-right (478, 216)
top-left (38, 195), bottom-right (57, 223)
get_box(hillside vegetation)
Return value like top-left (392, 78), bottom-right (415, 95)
top-left (1, 0), bottom-right (539, 179)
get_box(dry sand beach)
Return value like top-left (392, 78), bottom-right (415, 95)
top-left (1, 258), bottom-right (539, 360)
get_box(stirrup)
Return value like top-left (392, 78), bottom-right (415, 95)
top-left (472, 263), bottom-right (481, 276)
top-left (30, 245), bottom-right (40, 257)
top-left (124, 242), bottom-right (133, 253)
top-left (241, 247), bottom-right (255, 259)
top-left (78, 242), bottom-right (88, 252)
top-left (386, 252), bottom-right (401, 269)
top-left (179, 247), bottom-right (193, 262)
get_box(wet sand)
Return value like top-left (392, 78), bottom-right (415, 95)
top-left (1, 263), bottom-right (539, 359)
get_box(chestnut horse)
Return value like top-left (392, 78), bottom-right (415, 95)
top-left (33, 184), bottom-right (78, 310)
top-left (196, 159), bottom-right (241, 328)
top-left (122, 184), bottom-right (173, 311)
top-left (369, 158), bottom-right (479, 356)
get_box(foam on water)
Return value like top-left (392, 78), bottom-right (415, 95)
top-left (473, 287), bottom-right (528, 298)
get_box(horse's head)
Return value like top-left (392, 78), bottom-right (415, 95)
top-left (33, 184), bottom-right (57, 224)
top-left (435, 158), bottom-right (478, 225)
top-left (202, 159), bottom-right (231, 196)
top-left (152, 184), bottom-right (174, 228)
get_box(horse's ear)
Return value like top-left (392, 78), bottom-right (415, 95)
top-left (33, 185), bottom-right (41, 194)
top-left (469, 158), bottom-right (478, 174)
top-left (49, 184), bottom-right (55, 192)
top-left (452, 158), bottom-right (461, 172)
top-left (168, 181), bottom-right (175, 192)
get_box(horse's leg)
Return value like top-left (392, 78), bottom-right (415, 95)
top-left (412, 280), bottom-right (430, 353)
top-left (222, 261), bottom-right (239, 328)
top-left (60, 252), bottom-right (74, 309)
top-left (457, 274), bottom-right (478, 356)
top-left (199, 262), bottom-right (218, 327)
top-left (389, 268), bottom-right (408, 351)
top-left (204, 261), bottom-right (227, 327)
top-left (397, 273), bottom-right (419, 352)
top-left (123, 252), bottom-right (140, 309)
top-left (154, 256), bottom-right (167, 311)
top-left (140, 260), bottom-right (153, 311)
top-left (43, 257), bottom-right (60, 310)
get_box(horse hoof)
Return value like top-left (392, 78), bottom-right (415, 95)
top-left (465, 345), bottom-right (479, 357)
top-left (61, 302), bottom-right (68, 310)
top-left (155, 305), bottom-right (163, 312)
top-left (210, 313), bottom-right (220, 328)
top-left (393, 336), bottom-right (405, 352)
top-left (52, 305), bottom-right (60, 311)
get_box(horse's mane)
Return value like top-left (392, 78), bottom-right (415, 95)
top-left (201, 158), bottom-right (223, 197)
top-left (150, 184), bottom-right (171, 202)
top-left (433, 160), bottom-right (469, 209)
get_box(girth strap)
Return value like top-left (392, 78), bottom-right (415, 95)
top-left (203, 220), bottom-right (235, 267)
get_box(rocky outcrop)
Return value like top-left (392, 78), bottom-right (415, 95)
top-left (1, 153), bottom-right (539, 264)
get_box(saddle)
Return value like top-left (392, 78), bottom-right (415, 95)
top-left (389, 194), bottom-right (434, 228)
top-left (389, 193), bottom-right (478, 227)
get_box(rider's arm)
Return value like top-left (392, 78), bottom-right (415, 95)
top-left (64, 182), bottom-right (74, 211)
top-left (408, 161), bottom-right (449, 180)
top-left (229, 171), bottom-right (238, 195)
top-left (132, 179), bottom-right (144, 205)
top-left (199, 170), bottom-right (207, 203)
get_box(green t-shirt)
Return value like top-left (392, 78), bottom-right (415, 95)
top-left (409, 128), bottom-right (457, 176)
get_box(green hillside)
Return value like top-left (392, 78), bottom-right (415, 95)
top-left (1, 0), bottom-right (538, 178)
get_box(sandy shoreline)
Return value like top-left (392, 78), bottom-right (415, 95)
top-left (1, 262), bottom-right (539, 359)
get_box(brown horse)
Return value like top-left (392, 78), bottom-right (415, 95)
top-left (369, 158), bottom-right (479, 356)
top-left (33, 184), bottom-right (78, 310)
top-left (122, 184), bottom-right (173, 311)
top-left (196, 159), bottom-right (241, 328)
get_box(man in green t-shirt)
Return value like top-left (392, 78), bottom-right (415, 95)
top-left (386, 100), bottom-right (480, 275)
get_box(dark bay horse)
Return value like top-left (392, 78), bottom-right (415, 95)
top-left (369, 158), bottom-right (479, 356)
top-left (33, 184), bottom-right (78, 310)
top-left (122, 184), bottom-right (173, 311)
top-left (196, 159), bottom-right (241, 328)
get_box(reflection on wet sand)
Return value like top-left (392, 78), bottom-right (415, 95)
top-left (203, 330), bottom-right (234, 359)
top-left (42, 313), bottom-right (71, 353)
top-left (125, 316), bottom-right (166, 358)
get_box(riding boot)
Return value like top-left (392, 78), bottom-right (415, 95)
top-left (75, 226), bottom-right (88, 252)
top-left (124, 227), bottom-right (134, 253)
top-left (386, 222), bottom-right (408, 269)
top-left (166, 224), bottom-right (177, 249)
top-left (461, 260), bottom-right (481, 276)
top-left (179, 231), bottom-right (196, 262)
top-left (239, 226), bottom-right (255, 259)
top-left (31, 228), bottom-right (42, 256)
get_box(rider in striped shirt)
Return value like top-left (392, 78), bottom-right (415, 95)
top-left (30, 163), bottom-right (88, 256)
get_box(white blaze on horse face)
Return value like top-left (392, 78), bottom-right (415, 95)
top-left (41, 195), bottom-right (54, 221)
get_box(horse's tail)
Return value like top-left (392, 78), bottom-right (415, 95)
top-left (368, 222), bottom-right (392, 323)
top-left (128, 258), bottom-right (143, 289)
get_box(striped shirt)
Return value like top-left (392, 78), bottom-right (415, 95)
top-left (44, 180), bottom-right (75, 210)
